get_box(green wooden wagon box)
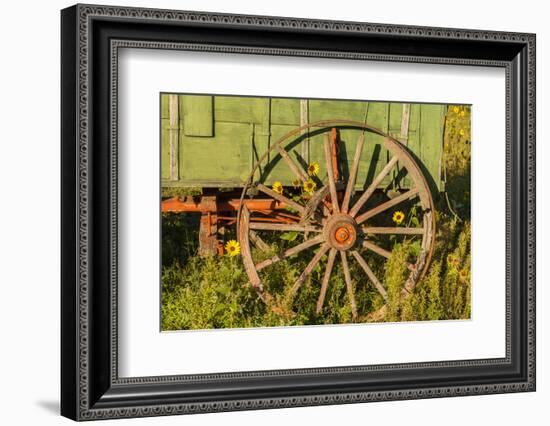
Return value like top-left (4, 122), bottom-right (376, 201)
top-left (161, 93), bottom-right (447, 319)
top-left (161, 94), bottom-right (445, 191)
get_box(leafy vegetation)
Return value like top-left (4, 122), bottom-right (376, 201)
top-left (161, 105), bottom-right (471, 330)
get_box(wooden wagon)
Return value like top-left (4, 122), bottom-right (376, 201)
top-left (161, 94), bottom-right (447, 319)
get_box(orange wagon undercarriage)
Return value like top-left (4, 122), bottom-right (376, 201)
top-left (162, 195), bottom-right (298, 255)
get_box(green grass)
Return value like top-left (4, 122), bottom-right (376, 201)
top-left (161, 105), bottom-right (472, 330)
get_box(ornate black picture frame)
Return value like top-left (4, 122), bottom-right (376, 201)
top-left (61, 4), bottom-right (536, 421)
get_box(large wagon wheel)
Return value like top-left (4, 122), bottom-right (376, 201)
top-left (237, 120), bottom-right (435, 321)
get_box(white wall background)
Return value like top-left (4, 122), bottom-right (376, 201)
top-left (0, 0), bottom-right (545, 424)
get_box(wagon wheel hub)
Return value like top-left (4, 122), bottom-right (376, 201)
top-left (335, 228), bottom-right (350, 243)
top-left (324, 214), bottom-right (358, 251)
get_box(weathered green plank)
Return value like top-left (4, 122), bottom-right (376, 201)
top-left (271, 98), bottom-right (300, 125)
top-left (388, 103), bottom-right (404, 140)
top-left (253, 124), bottom-right (272, 183)
top-left (419, 104), bottom-right (446, 192)
top-left (407, 104), bottom-right (421, 150)
top-left (160, 118), bottom-right (171, 180)
top-left (179, 122), bottom-right (251, 185)
top-left (308, 99), bottom-right (367, 122)
top-left (160, 94), bottom-right (172, 180)
top-left (387, 103), bottom-right (406, 188)
top-left (167, 94), bottom-right (180, 181)
top-left (215, 96), bottom-right (269, 124)
top-left (161, 94), bottom-right (170, 119)
top-left (401, 103), bottom-right (421, 188)
top-left (356, 102), bottom-right (392, 189)
top-left (181, 95), bottom-right (213, 137)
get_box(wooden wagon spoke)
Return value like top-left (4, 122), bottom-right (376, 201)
top-left (341, 132), bottom-right (365, 214)
top-left (323, 133), bottom-right (340, 213)
top-left (303, 182), bottom-right (344, 223)
top-left (360, 239), bottom-right (415, 271)
top-left (248, 216), bottom-right (294, 224)
top-left (349, 152), bottom-right (399, 217)
top-left (340, 251), bottom-right (358, 319)
top-left (255, 234), bottom-right (325, 271)
top-left (288, 243), bottom-right (330, 298)
top-left (362, 226), bottom-right (425, 235)
top-left (256, 183), bottom-right (306, 214)
top-left (316, 248), bottom-right (337, 314)
top-left (248, 222), bottom-right (321, 233)
top-left (274, 211), bottom-right (303, 221)
top-left (355, 187), bottom-right (420, 225)
top-left (249, 230), bottom-right (271, 252)
top-left (361, 239), bottom-right (392, 259)
top-left (302, 184), bottom-right (330, 224)
top-left (350, 250), bottom-right (388, 301)
top-left (275, 144), bottom-right (308, 182)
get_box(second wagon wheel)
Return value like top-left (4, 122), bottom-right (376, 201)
top-left (237, 120), bottom-right (435, 321)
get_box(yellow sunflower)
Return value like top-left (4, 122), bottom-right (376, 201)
top-left (307, 161), bottom-right (320, 176)
top-left (460, 110), bottom-right (466, 117)
top-left (459, 129), bottom-right (465, 137)
top-left (225, 240), bottom-right (241, 257)
top-left (272, 181), bottom-right (283, 195)
top-left (452, 106), bottom-right (460, 114)
top-left (392, 211), bottom-right (405, 225)
top-left (303, 179), bottom-right (317, 195)
top-left (292, 178), bottom-right (301, 188)
top-left (459, 269), bottom-right (469, 282)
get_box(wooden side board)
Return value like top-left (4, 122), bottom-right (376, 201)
top-left (160, 94), bottom-right (447, 190)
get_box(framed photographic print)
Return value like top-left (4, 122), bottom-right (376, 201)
top-left (61, 4), bottom-right (536, 421)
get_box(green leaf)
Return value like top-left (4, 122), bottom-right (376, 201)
top-left (410, 240), bottom-right (421, 257)
top-left (313, 262), bottom-right (323, 275)
top-left (280, 231), bottom-right (299, 242)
